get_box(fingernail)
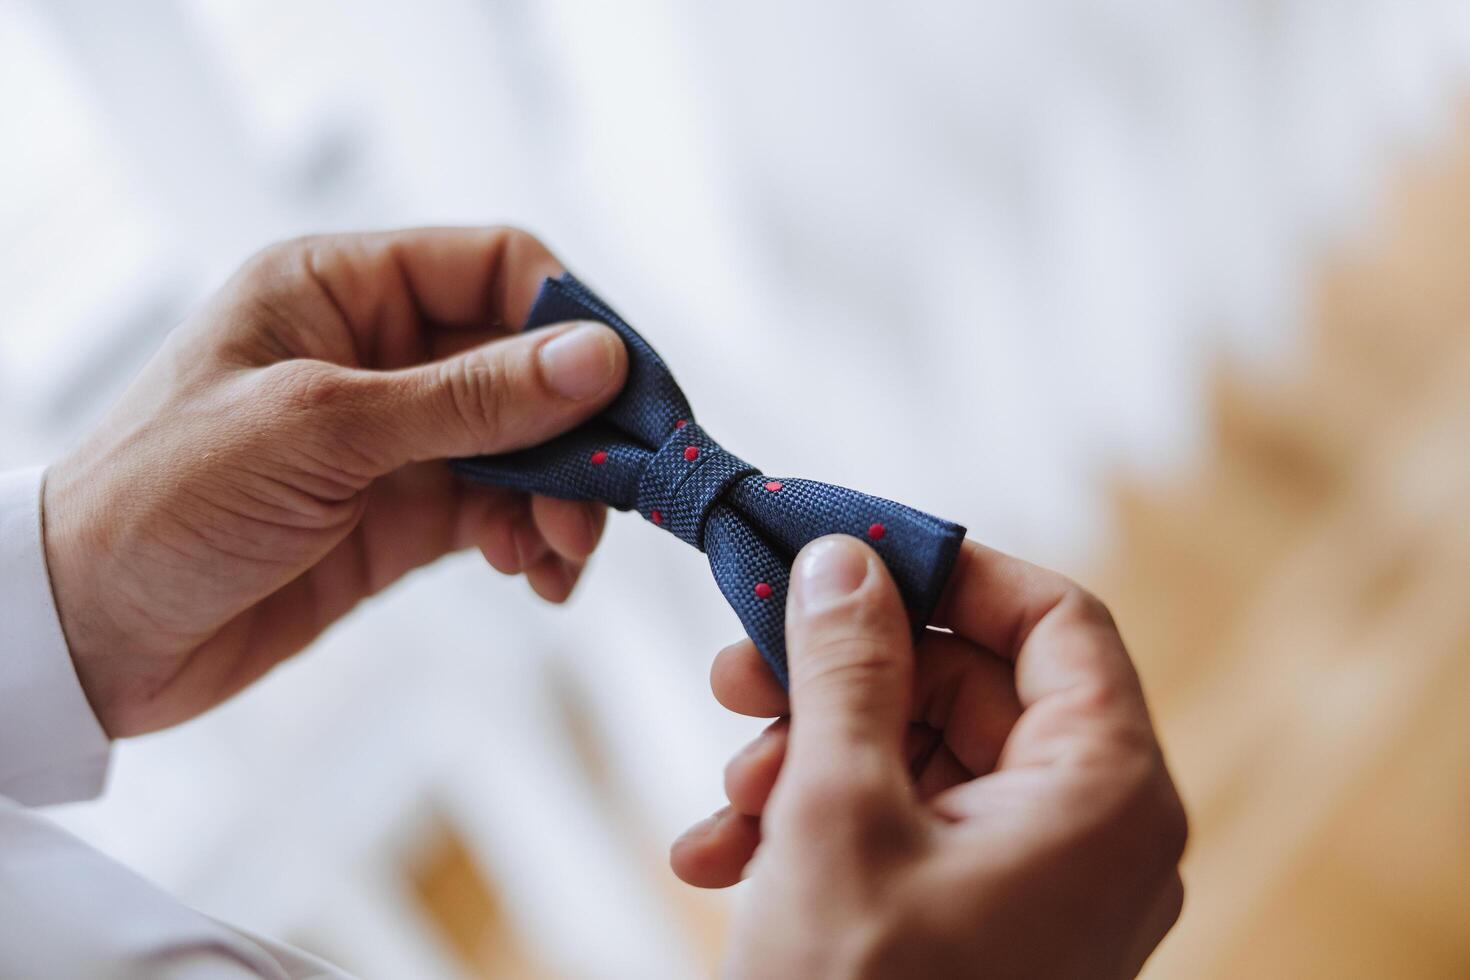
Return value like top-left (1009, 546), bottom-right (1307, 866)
top-left (733, 718), bottom-right (785, 762)
top-left (539, 323), bottom-right (618, 399)
top-left (733, 731), bottom-right (768, 763)
top-left (794, 536), bottom-right (870, 611)
top-left (511, 523), bottom-right (543, 572)
top-left (676, 808), bottom-right (726, 843)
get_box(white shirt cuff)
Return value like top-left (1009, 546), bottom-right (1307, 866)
top-left (0, 466), bottom-right (111, 805)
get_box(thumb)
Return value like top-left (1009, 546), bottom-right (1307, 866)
top-left (352, 321), bottom-right (626, 469)
top-left (783, 535), bottom-right (915, 786)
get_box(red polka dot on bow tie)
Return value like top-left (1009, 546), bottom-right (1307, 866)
top-left (674, 419), bottom-right (687, 429)
top-left (589, 450), bottom-right (608, 465)
top-left (650, 509), bottom-right (663, 525)
top-left (683, 445), bottom-right (699, 461)
top-left (867, 522), bottom-right (886, 540)
top-left (764, 480), bottom-right (782, 492)
top-left (754, 582), bottom-right (773, 599)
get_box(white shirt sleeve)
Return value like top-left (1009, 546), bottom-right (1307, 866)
top-left (0, 466), bottom-right (112, 805)
top-left (0, 796), bottom-right (348, 979)
top-left (0, 467), bottom-right (355, 978)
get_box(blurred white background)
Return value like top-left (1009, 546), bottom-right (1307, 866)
top-left (5, 1), bottom-right (1470, 977)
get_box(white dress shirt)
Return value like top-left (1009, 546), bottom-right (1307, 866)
top-left (0, 467), bottom-right (351, 979)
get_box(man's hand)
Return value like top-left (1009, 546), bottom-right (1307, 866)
top-left (672, 535), bottom-right (1186, 979)
top-left (43, 228), bottom-right (627, 737)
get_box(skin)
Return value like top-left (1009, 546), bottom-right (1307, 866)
top-left (39, 226), bottom-right (1184, 977)
top-left (43, 227), bottom-right (628, 736)
top-left (671, 535), bottom-right (1187, 979)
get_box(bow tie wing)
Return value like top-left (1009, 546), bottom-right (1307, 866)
top-left (702, 506), bottom-right (795, 687)
top-left (452, 273), bottom-right (694, 505)
top-left (450, 419), bottom-right (648, 509)
top-left (702, 476), bottom-right (966, 685)
top-left (528, 275), bottom-right (694, 448)
top-left (722, 475), bottom-right (966, 628)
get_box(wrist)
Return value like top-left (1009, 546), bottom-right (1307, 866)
top-left (42, 457), bottom-right (131, 737)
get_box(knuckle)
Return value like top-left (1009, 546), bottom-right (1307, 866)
top-left (255, 362), bottom-right (389, 481)
top-left (488, 225), bottom-right (553, 267)
top-left (794, 601), bottom-right (904, 682)
top-left (795, 650), bottom-right (902, 727)
top-left (491, 224), bottom-right (536, 248)
top-left (1063, 680), bottom-right (1123, 725)
top-left (801, 632), bottom-right (899, 689)
top-left (261, 362), bottom-right (365, 455)
top-left (1055, 682), bottom-right (1151, 757)
top-left (439, 352), bottom-right (511, 437)
top-left (1060, 583), bottom-right (1118, 632)
top-left (280, 360), bottom-right (355, 415)
top-left (241, 235), bottom-right (318, 285)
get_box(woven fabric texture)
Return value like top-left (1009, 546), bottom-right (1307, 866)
top-left (452, 274), bottom-right (966, 687)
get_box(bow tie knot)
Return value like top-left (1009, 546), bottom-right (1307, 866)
top-left (635, 421), bottom-right (758, 550)
top-left (452, 274), bottom-right (965, 687)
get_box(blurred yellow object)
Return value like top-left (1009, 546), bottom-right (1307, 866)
top-left (1104, 112), bottom-right (1470, 980)
top-left (408, 812), bottom-right (553, 980)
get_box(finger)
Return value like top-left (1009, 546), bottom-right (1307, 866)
top-left (997, 594), bottom-right (1154, 772)
top-left (221, 228), bottom-right (565, 371)
top-left (782, 535), bottom-right (914, 788)
top-left (525, 553), bottom-right (581, 604)
top-left (934, 540), bottom-right (1136, 699)
top-left (531, 495), bottom-right (606, 562)
top-left (478, 498), bottom-right (554, 576)
top-left (912, 742), bottom-right (973, 800)
top-left (721, 708), bottom-right (1010, 824)
top-left (724, 720), bottom-right (951, 819)
top-left (931, 539), bottom-right (1090, 661)
top-left (710, 640), bottom-right (789, 718)
top-left (712, 630), bottom-right (1022, 780)
top-left (910, 630), bottom-right (1023, 778)
top-left (476, 493), bottom-right (533, 574)
top-left (295, 227), bottom-right (566, 365)
top-left (558, 557), bottom-right (588, 599)
top-left (724, 719), bottom-right (788, 815)
top-left (717, 652), bottom-right (1017, 822)
top-left (428, 326), bottom-right (507, 362)
top-left (339, 319), bottom-right (628, 470)
top-left (383, 227), bottom-right (562, 329)
top-left (934, 540), bottom-right (1153, 767)
top-left (669, 807), bottom-right (762, 889)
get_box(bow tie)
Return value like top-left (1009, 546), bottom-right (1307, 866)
top-left (452, 274), bottom-right (966, 687)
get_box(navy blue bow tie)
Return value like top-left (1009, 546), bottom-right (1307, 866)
top-left (452, 274), bottom-right (966, 687)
